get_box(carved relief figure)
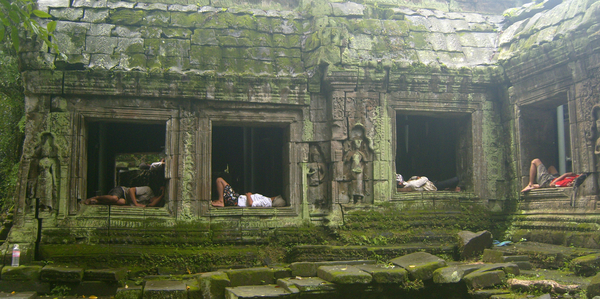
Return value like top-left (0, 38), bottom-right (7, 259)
top-left (343, 124), bottom-right (373, 203)
top-left (28, 133), bottom-right (59, 212)
top-left (308, 144), bottom-right (326, 186)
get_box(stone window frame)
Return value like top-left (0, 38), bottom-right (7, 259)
top-left (389, 102), bottom-right (482, 200)
top-left (73, 107), bottom-right (177, 215)
top-left (200, 108), bottom-right (304, 217)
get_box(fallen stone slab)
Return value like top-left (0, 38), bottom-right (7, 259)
top-left (187, 279), bottom-right (201, 299)
top-left (432, 263), bottom-right (486, 283)
top-left (200, 271), bottom-right (230, 299)
top-left (1, 266), bottom-right (42, 281)
top-left (457, 230), bottom-right (493, 260)
top-left (570, 253), bottom-right (600, 277)
top-left (0, 292), bottom-right (36, 299)
top-left (463, 269), bottom-right (505, 290)
top-left (290, 260), bottom-right (374, 277)
top-left (390, 252), bottom-right (447, 280)
top-left (507, 278), bottom-right (580, 294)
top-left (71, 281), bottom-right (120, 296)
top-left (225, 267), bottom-right (291, 287)
top-left (143, 280), bottom-right (187, 299)
top-left (591, 273), bottom-right (600, 298)
top-left (279, 277), bottom-right (335, 293)
top-left (0, 280), bottom-right (50, 294)
top-left (115, 285), bottom-right (142, 299)
top-left (481, 249), bottom-right (504, 263)
top-left (317, 265), bottom-right (372, 284)
top-left (40, 266), bottom-right (84, 283)
top-left (356, 264), bottom-right (408, 284)
top-left (475, 263), bottom-right (520, 276)
top-left (225, 285), bottom-right (290, 298)
top-left (276, 278), bottom-right (300, 294)
top-left (83, 268), bottom-right (128, 282)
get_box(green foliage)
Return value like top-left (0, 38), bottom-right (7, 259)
top-left (0, 51), bottom-right (24, 212)
top-left (49, 284), bottom-right (71, 296)
top-left (0, 0), bottom-right (59, 54)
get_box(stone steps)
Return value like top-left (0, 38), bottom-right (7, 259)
top-left (510, 189), bottom-right (600, 248)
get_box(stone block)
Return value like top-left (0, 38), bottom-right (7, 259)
top-left (115, 286), bottom-right (143, 299)
top-left (143, 280), bottom-right (187, 299)
top-left (570, 253), bottom-right (600, 277)
top-left (281, 277), bottom-right (335, 293)
top-left (317, 265), bottom-right (372, 284)
top-left (390, 252), bottom-right (447, 280)
top-left (200, 271), bottom-right (230, 299)
top-left (83, 268), bottom-right (127, 282)
top-left (71, 281), bottom-right (120, 296)
top-left (457, 230), bottom-right (493, 260)
top-left (432, 264), bottom-right (486, 284)
top-left (290, 260), bottom-right (375, 277)
top-left (225, 267), bottom-right (276, 287)
top-left (186, 279), bottom-right (201, 299)
top-left (0, 280), bottom-right (51, 294)
top-left (225, 285), bottom-right (289, 298)
top-left (463, 270), bottom-right (505, 290)
top-left (1, 266), bottom-right (42, 281)
top-left (481, 249), bottom-right (504, 263)
top-left (356, 264), bottom-right (408, 284)
top-left (40, 266), bottom-right (84, 283)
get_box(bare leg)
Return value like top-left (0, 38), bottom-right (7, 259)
top-left (548, 165), bottom-right (558, 175)
top-left (84, 195), bottom-right (125, 205)
top-left (521, 159), bottom-right (542, 192)
top-left (247, 195), bottom-right (253, 207)
top-left (212, 177), bottom-right (227, 207)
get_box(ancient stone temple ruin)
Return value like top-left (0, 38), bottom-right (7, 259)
top-left (6, 0), bottom-right (600, 265)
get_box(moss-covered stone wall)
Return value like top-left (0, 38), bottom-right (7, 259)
top-left (9, 0), bottom-right (600, 257)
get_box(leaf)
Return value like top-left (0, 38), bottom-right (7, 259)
top-left (32, 10), bottom-right (52, 18)
top-left (46, 21), bottom-right (56, 33)
top-left (0, 24), bottom-right (4, 42)
top-left (8, 10), bottom-right (20, 24)
top-left (11, 26), bottom-right (19, 52)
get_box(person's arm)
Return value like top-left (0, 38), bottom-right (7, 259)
top-left (550, 172), bottom-right (575, 186)
top-left (246, 192), bottom-right (253, 206)
top-left (128, 187), bottom-right (145, 207)
top-left (147, 186), bottom-right (165, 207)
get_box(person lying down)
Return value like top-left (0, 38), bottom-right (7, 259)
top-left (212, 177), bottom-right (286, 207)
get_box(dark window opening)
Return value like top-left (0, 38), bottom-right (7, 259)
top-left (212, 126), bottom-right (285, 200)
top-left (520, 99), bottom-right (571, 177)
top-left (86, 121), bottom-right (166, 200)
top-left (396, 113), bottom-right (472, 191)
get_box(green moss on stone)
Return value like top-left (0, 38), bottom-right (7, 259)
top-left (109, 9), bottom-right (147, 25)
top-left (170, 12), bottom-right (207, 27)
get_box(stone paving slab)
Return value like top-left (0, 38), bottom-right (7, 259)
top-left (143, 280), bottom-right (187, 299)
top-left (290, 260), bottom-right (374, 277)
top-left (356, 264), bottom-right (408, 284)
top-left (279, 277), bottom-right (335, 293)
top-left (317, 265), bottom-right (372, 284)
top-left (0, 292), bottom-right (36, 299)
top-left (225, 285), bottom-right (290, 298)
top-left (390, 252), bottom-right (447, 280)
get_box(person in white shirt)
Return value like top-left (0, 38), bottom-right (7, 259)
top-left (212, 177), bottom-right (286, 207)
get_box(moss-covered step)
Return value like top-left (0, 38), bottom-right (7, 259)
top-left (317, 265), bottom-right (372, 284)
top-left (225, 285), bottom-right (291, 298)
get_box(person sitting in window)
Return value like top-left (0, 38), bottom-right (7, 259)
top-left (212, 177), bottom-right (285, 207)
top-left (521, 158), bottom-right (578, 193)
top-left (84, 186), bottom-right (165, 207)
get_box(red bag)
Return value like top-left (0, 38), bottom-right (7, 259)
top-left (553, 174), bottom-right (579, 187)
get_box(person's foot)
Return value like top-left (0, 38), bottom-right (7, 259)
top-left (521, 184), bottom-right (537, 193)
top-left (84, 198), bottom-right (97, 205)
top-left (211, 199), bottom-right (224, 207)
